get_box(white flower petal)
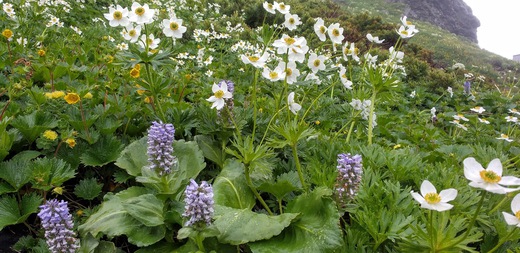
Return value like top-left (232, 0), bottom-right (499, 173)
top-left (433, 202), bottom-right (454, 212)
top-left (500, 176), bottom-right (520, 186)
top-left (420, 180), bottom-right (437, 197)
top-left (206, 96), bottom-right (217, 102)
top-left (464, 157), bottom-right (484, 181)
top-left (487, 158), bottom-right (503, 176)
top-left (439, 188), bottom-right (457, 202)
top-left (411, 191), bottom-right (425, 204)
top-left (503, 212), bottom-right (520, 226)
top-left (512, 194), bottom-right (520, 213)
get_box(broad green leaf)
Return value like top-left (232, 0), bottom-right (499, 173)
top-left (79, 233), bottom-right (99, 253)
top-left (213, 205), bottom-right (298, 245)
top-left (19, 193), bottom-right (43, 223)
top-left (249, 187), bottom-right (342, 253)
top-left (195, 135), bottom-right (226, 168)
top-left (80, 136), bottom-right (124, 167)
top-left (115, 137), bottom-right (148, 177)
top-left (213, 159), bottom-right (255, 209)
top-left (174, 140), bottom-right (206, 181)
top-left (74, 178), bottom-right (103, 200)
top-left (122, 194), bottom-right (164, 227)
top-left (31, 157), bottom-right (76, 191)
top-left (78, 187), bottom-right (164, 247)
top-left (10, 111), bottom-right (57, 143)
top-left (0, 195), bottom-right (21, 230)
top-left (258, 171), bottom-right (301, 200)
top-left (94, 241), bottom-right (117, 253)
top-left (135, 241), bottom-right (178, 253)
top-left (0, 158), bottom-right (32, 191)
top-left (0, 181), bottom-right (15, 194)
top-left (0, 118), bottom-right (13, 161)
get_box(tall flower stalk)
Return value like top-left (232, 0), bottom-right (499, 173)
top-left (147, 121), bottom-right (177, 175)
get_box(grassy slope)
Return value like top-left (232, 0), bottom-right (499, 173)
top-left (335, 0), bottom-right (520, 84)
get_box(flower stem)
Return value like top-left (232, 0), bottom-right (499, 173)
top-left (488, 195), bottom-right (510, 215)
top-left (486, 228), bottom-right (516, 253)
top-left (195, 232), bottom-right (206, 252)
top-left (292, 143), bottom-right (308, 192)
top-left (367, 90), bottom-right (377, 145)
top-left (244, 165), bottom-right (273, 215)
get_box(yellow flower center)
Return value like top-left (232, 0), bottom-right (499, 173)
top-left (401, 30), bottom-right (409, 36)
top-left (319, 26), bottom-right (326, 34)
top-left (248, 56), bottom-right (259, 62)
top-left (170, 22), bottom-right (179, 31)
top-left (279, 4), bottom-right (286, 10)
top-left (135, 7), bottom-right (145, 16)
top-left (214, 90), bottom-right (225, 99)
top-left (516, 211), bottom-right (520, 220)
top-left (406, 21), bottom-right (413, 26)
top-left (146, 38), bottom-right (153, 45)
top-left (424, 192), bottom-right (441, 204)
top-left (332, 28), bottom-right (340, 37)
top-left (129, 29), bottom-right (136, 36)
top-left (113, 11), bottom-right (122, 20)
top-left (289, 18), bottom-right (295, 25)
top-left (284, 36), bottom-right (295, 45)
top-left (269, 71), bottom-right (279, 79)
top-left (313, 59), bottom-right (321, 67)
top-left (480, 170), bottom-right (501, 183)
top-left (268, 3), bottom-right (273, 9)
top-left (285, 68), bottom-right (292, 76)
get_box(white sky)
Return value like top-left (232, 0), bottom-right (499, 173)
top-left (464, 0), bottom-right (520, 59)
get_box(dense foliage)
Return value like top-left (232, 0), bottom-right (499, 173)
top-left (1, 0), bottom-right (520, 252)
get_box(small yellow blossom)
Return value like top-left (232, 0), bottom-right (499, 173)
top-left (185, 74), bottom-right (192, 80)
top-left (393, 144), bottom-right (401, 149)
top-left (52, 187), bottom-right (64, 195)
top-left (38, 49), bottom-right (46, 57)
top-left (65, 138), bottom-right (76, 148)
top-left (137, 89), bottom-right (146, 95)
top-left (144, 96), bottom-right (152, 103)
top-left (2, 29), bottom-right (13, 40)
top-left (45, 91), bottom-right (65, 99)
top-left (83, 92), bottom-right (93, 99)
top-left (64, 93), bottom-right (80, 104)
top-left (315, 120), bottom-right (321, 125)
top-left (76, 210), bottom-right (84, 216)
top-left (130, 68), bottom-right (140, 78)
top-left (43, 130), bottom-right (58, 140)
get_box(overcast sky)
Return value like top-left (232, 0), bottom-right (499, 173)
top-left (464, 0), bottom-right (520, 59)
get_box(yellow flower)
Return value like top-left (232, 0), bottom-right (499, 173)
top-left (38, 49), bottom-right (46, 57)
top-left (130, 68), bottom-right (140, 78)
top-left (137, 89), bottom-right (146, 95)
top-left (52, 187), bottom-right (64, 195)
top-left (43, 130), bottom-right (58, 140)
top-left (45, 93), bottom-right (53, 99)
top-left (134, 64), bottom-right (141, 70)
top-left (144, 96), bottom-right (152, 103)
top-left (393, 144), bottom-right (401, 149)
top-left (2, 29), bottom-right (13, 40)
top-left (315, 120), bottom-right (321, 125)
top-left (64, 93), bottom-right (80, 104)
top-left (65, 138), bottom-right (76, 148)
top-left (76, 209), bottom-right (84, 216)
top-left (185, 74), bottom-right (192, 80)
top-left (83, 92), bottom-right (93, 99)
top-left (106, 55), bottom-right (114, 63)
top-left (45, 91), bottom-right (65, 99)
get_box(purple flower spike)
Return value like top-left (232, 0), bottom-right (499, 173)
top-left (335, 153), bottom-right (363, 206)
top-left (147, 121), bottom-right (177, 175)
top-left (37, 199), bottom-right (79, 253)
top-left (182, 179), bottom-right (215, 227)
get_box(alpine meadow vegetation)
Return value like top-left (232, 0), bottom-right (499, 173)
top-left (2, 0), bottom-right (520, 252)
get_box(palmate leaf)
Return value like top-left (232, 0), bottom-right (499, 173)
top-left (213, 159), bottom-right (255, 209)
top-left (31, 157), bottom-right (76, 191)
top-left (80, 136), bottom-right (124, 167)
top-left (115, 137), bottom-right (148, 177)
top-left (78, 187), bottom-right (165, 247)
top-left (10, 111), bottom-right (58, 143)
top-left (249, 187), bottom-right (342, 253)
top-left (0, 193), bottom-right (42, 231)
top-left (0, 157), bottom-right (32, 192)
top-left (213, 205), bottom-right (298, 245)
top-left (258, 171), bottom-right (301, 200)
top-left (74, 178), bottom-right (103, 200)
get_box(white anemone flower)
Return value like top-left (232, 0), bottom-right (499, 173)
top-left (497, 134), bottom-right (513, 142)
top-left (502, 193), bottom-right (520, 227)
top-left (411, 180), bottom-right (457, 212)
top-left (287, 92), bottom-right (301, 115)
top-left (397, 25), bottom-right (418, 39)
top-left (347, 43), bottom-right (360, 62)
top-left (262, 65), bottom-right (286, 82)
top-left (288, 39), bottom-right (309, 63)
top-left (241, 52), bottom-right (269, 68)
top-left (284, 13), bottom-right (301, 31)
top-left (104, 5), bottom-right (130, 27)
top-left (140, 34), bottom-right (160, 50)
top-left (162, 18), bottom-right (187, 38)
top-left (327, 23), bottom-right (344, 44)
top-left (263, 1), bottom-right (276, 14)
top-left (128, 2), bottom-right (155, 24)
top-left (470, 106), bottom-right (485, 114)
top-left (123, 24), bottom-right (141, 43)
top-left (207, 82), bottom-right (232, 110)
top-left (464, 157), bottom-right (520, 194)
top-left (366, 33), bottom-right (384, 44)
top-left (307, 53), bottom-right (327, 73)
top-left (478, 118), bottom-right (490, 124)
top-left (274, 2), bottom-right (290, 14)
top-left (314, 18), bottom-right (327, 42)
top-left (339, 66), bottom-right (352, 89)
top-left (280, 61), bottom-right (300, 84)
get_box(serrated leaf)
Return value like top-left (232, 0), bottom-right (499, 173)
top-left (80, 136), bottom-right (124, 166)
top-left (0, 180), bottom-right (15, 194)
top-left (10, 111), bottom-right (58, 143)
top-left (113, 170), bottom-right (132, 184)
top-left (31, 157), bottom-right (76, 191)
top-left (0, 195), bottom-right (21, 230)
top-left (0, 158), bottom-right (32, 191)
top-left (19, 193), bottom-right (43, 223)
top-left (78, 187), bottom-right (164, 247)
top-left (258, 174), bottom-right (300, 200)
top-left (74, 178), bottom-right (103, 200)
top-left (115, 137), bottom-right (148, 177)
top-left (249, 187), bottom-right (342, 253)
top-left (213, 159), bottom-right (255, 209)
top-left (122, 194), bottom-right (164, 227)
top-left (213, 205), bottom-right (298, 245)
top-left (195, 135), bottom-right (226, 168)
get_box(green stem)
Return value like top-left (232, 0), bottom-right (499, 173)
top-left (367, 90), bottom-right (377, 145)
top-left (278, 199), bottom-right (283, 214)
top-left (292, 144), bottom-right (308, 192)
top-left (245, 165), bottom-right (273, 215)
top-left (195, 232), bottom-right (206, 252)
top-left (251, 68), bottom-right (260, 139)
top-left (487, 228), bottom-right (516, 253)
top-left (488, 195), bottom-right (510, 215)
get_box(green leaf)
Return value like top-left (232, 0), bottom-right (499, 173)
top-left (0, 181), bottom-right (15, 195)
top-left (258, 171), bottom-right (301, 200)
top-left (213, 205), bottom-right (298, 245)
top-left (115, 137), bottom-right (148, 177)
top-left (0, 118), bottom-right (14, 161)
top-left (0, 195), bottom-right (21, 230)
top-left (79, 233), bottom-right (99, 253)
top-left (213, 159), bottom-right (255, 210)
top-left (10, 111), bottom-right (57, 143)
top-left (80, 136), bottom-right (124, 166)
top-left (249, 187), bottom-right (342, 253)
top-left (195, 135), bottom-right (226, 168)
top-left (31, 157), bottom-right (76, 191)
top-left (122, 194), bottom-right (164, 227)
top-left (74, 178), bottom-right (103, 200)
top-left (93, 241), bottom-right (117, 253)
top-left (78, 187), bottom-right (164, 247)
top-left (19, 193), bottom-right (43, 223)
top-left (0, 158), bottom-right (32, 191)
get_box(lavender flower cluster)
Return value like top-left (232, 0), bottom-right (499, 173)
top-left (335, 153), bottom-right (363, 205)
top-left (182, 179), bottom-right (214, 227)
top-left (37, 199), bottom-right (79, 253)
top-left (147, 121), bottom-right (177, 175)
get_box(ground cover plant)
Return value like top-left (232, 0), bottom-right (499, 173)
top-left (1, 0), bottom-right (520, 252)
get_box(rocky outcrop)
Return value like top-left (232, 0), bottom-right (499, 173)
top-left (386, 0), bottom-right (480, 43)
